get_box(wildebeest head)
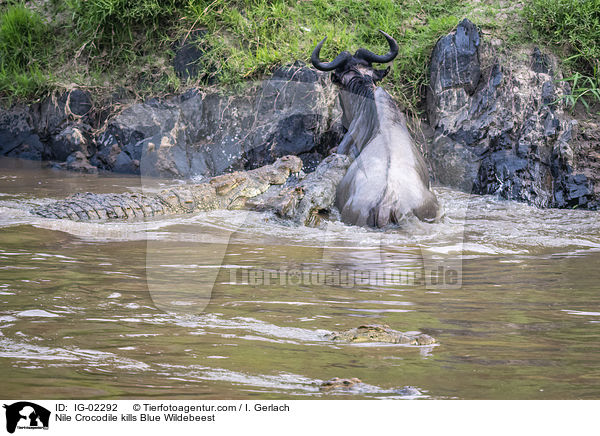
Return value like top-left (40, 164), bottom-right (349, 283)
top-left (311, 30), bottom-right (398, 95)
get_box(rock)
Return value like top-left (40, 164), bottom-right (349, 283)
top-left (31, 89), bottom-right (92, 140)
top-left (91, 136), bottom-right (121, 172)
top-left (183, 90), bottom-right (253, 176)
top-left (426, 19), bottom-right (599, 209)
top-left (50, 124), bottom-right (93, 161)
top-left (0, 105), bottom-right (47, 160)
top-left (272, 61), bottom-right (321, 83)
top-left (242, 61), bottom-right (342, 171)
top-left (428, 134), bottom-right (480, 192)
top-left (92, 100), bottom-right (186, 176)
top-left (138, 133), bottom-right (189, 177)
top-left (56, 151), bottom-right (98, 174)
top-left (428, 18), bottom-right (481, 128)
top-left (531, 47), bottom-right (553, 75)
top-left (0, 89), bottom-right (94, 165)
top-left (90, 61), bottom-right (342, 178)
top-left (1, 64), bottom-right (341, 178)
top-left (275, 114), bottom-right (320, 156)
top-left (172, 29), bottom-right (207, 81)
top-left (66, 89), bottom-right (93, 117)
top-left (296, 151), bottom-right (323, 173)
top-left (555, 119), bottom-right (600, 209)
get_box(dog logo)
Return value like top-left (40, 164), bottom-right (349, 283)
top-left (3, 402), bottom-right (50, 434)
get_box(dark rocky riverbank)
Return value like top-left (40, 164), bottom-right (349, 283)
top-left (1, 19), bottom-right (598, 210)
top-left (0, 61), bottom-right (343, 179)
top-left (425, 18), bottom-right (599, 210)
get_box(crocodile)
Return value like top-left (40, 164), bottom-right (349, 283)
top-left (324, 324), bottom-right (436, 345)
top-left (32, 155), bottom-right (302, 220)
top-left (247, 153), bottom-right (352, 226)
top-left (31, 153), bottom-right (352, 227)
top-left (320, 377), bottom-right (362, 391)
top-left (319, 377), bottom-right (422, 397)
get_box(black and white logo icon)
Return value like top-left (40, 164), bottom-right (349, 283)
top-left (3, 402), bottom-right (50, 434)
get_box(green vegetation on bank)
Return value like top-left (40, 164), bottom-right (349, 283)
top-left (0, 3), bottom-right (49, 98)
top-left (189, 0), bottom-right (464, 106)
top-left (0, 0), bottom-right (598, 112)
top-left (67, 0), bottom-right (184, 62)
top-left (524, 0), bottom-right (600, 111)
top-left (0, 0), bottom-right (469, 108)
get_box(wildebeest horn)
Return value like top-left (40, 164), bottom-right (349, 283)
top-left (311, 37), bottom-right (352, 71)
top-left (354, 30), bottom-right (399, 64)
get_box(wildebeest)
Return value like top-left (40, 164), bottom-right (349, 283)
top-left (311, 31), bottom-right (439, 227)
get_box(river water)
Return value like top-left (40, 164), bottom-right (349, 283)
top-left (1, 157), bottom-right (599, 399)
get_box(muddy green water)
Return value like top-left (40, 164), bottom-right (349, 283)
top-left (1, 157), bottom-right (599, 399)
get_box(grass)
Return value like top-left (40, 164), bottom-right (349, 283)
top-left (0, 0), bottom-right (597, 116)
top-left (0, 0), bottom-right (482, 109)
top-left (523, 0), bottom-right (600, 111)
top-left (0, 0), bottom-right (185, 103)
top-left (0, 2), bottom-right (50, 99)
top-left (189, 0), bottom-right (474, 106)
top-left (557, 72), bottom-right (600, 112)
top-left (187, 0), bottom-right (467, 108)
top-left (66, 0), bottom-right (184, 65)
